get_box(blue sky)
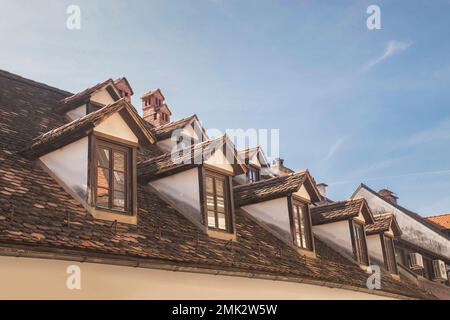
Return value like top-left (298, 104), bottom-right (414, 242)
top-left (1, 0), bottom-right (450, 216)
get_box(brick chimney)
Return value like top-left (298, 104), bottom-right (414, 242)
top-left (378, 189), bottom-right (398, 204)
top-left (317, 183), bottom-right (328, 198)
top-left (141, 89), bottom-right (172, 127)
top-left (114, 78), bottom-right (133, 102)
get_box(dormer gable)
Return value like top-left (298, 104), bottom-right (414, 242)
top-left (152, 114), bottom-right (209, 153)
top-left (366, 213), bottom-right (402, 274)
top-left (233, 171), bottom-right (321, 256)
top-left (137, 135), bottom-right (246, 240)
top-left (20, 99), bottom-right (155, 224)
top-left (234, 146), bottom-right (274, 185)
top-left (60, 79), bottom-right (121, 121)
top-left (311, 198), bottom-right (374, 266)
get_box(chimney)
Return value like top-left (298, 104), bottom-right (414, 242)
top-left (141, 89), bottom-right (172, 127)
top-left (378, 189), bottom-right (398, 204)
top-left (317, 183), bottom-right (328, 198)
top-left (271, 158), bottom-right (294, 176)
top-left (114, 78), bottom-right (133, 102)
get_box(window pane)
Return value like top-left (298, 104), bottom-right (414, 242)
top-left (97, 168), bottom-right (110, 188)
top-left (97, 188), bottom-right (109, 208)
top-left (97, 147), bottom-right (110, 168)
top-left (113, 152), bottom-right (125, 172)
top-left (113, 171), bottom-right (125, 192)
top-left (207, 211), bottom-right (216, 228)
top-left (215, 178), bottom-right (224, 196)
top-left (206, 195), bottom-right (215, 211)
top-left (113, 191), bottom-right (125, 211)
top-left (218, 212), bottom-right (226, 230)
top-left (206, 176), bottom-right (214, 194)
top-left (217, 196), bottom-right (225, 213)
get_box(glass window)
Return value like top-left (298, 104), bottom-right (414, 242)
top-left (204, 171), bottom-right (231, 232)
top-left (384, 236), bottom-right (398, 274)
top-left (291, 200), bottom-right (313, 250)
top-left (95, 141), bottom-right (130, 214)
top-left (353, 222), bottom-right (369, 265)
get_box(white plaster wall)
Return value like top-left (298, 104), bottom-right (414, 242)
top-left (205, 148), bottom-right (234, 173)
top-left (293, 185), bottom-right (311, 201)
top-left (313, 220), bottom-right (353, 257)
top-left (242, 197), bottom-right (292, 241)
top-left (90, 88), bottom-right (116, 105)
top-left (66, 104), bottom-right (86, 121)
top-left (367, 234), bottom-right (384, 264)
top-left (353, 188), bottom-right (450, 259)
top-left (40, 137), bottom-right (88, 200)
top-left (0, 256), bottom-right (394, 300)
top-left (150, 168), bottom-right (202, 225)
top-left (94, 113), bottom-right (138, 143)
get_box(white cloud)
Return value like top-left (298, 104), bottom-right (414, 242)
top-left (323, 136), bottom-right (347, 162)
top-left (363, 40), bottom-right (412, 71)
top-left (404, 118), bottom-right (450, 147)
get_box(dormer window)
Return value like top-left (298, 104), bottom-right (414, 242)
top-left (351, 221), bottom-right (369, 265)
top-left (204, 170), bottom-right (232, 232)
top-left (247, 165), bottom-right (260, 183)
top-left (291, 199), bottom-right (313, 250)
top-left (94, 139), bottom-right (131, 214)
top-left (383, 235), bottom-right (398, 274)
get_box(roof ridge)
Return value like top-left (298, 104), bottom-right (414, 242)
top-left (0, 69), bottom-right (72, 96)
top-left (233, 171), bottom-right (305, 190)
top-left (426, 213), bottom-right (450, 219)
top-left (153, 114), bottom-right (197, 129)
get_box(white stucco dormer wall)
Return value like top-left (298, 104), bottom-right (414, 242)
top-left (94, 113), bottom-right (138, 144)
top-left (293, 185), bottom-right (311, 201)
top-left (313, 220), bottom-right (353, 258)
top-left (242, 197), bottom-right (292, 242)
top-left (149, 168), bottom-right (203, 228)
top-left (353, 188), bottom-right (450, 259)
top-left (66, 104), bottom-right (86, 121)
top-left (204, 148), bottom-right (234, 174)
top-left (90, 87), bottom-right (116, 105)
top-left (39, 137), bottom-right (89, 202)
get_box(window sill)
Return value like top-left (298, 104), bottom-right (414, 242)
top-left (296, 247), bottom-right (316, 259)
top-left (207, 229), bottom-right (237, 241)
top-left (90, 207), bottom-right (137, 225)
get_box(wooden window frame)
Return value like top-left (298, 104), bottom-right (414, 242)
top-left (199, 167), bottom-right (234, 233)
top-left (288, 196), bottom-right (314, 251)
top-left (89, 135), bottom-right (137, 216)
top-left (349, 220), bottom-right (370, 266)
top-left (381, 234), bottom-right (398, 274)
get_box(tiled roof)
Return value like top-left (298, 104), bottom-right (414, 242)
top-left (311, 198), bottom-right (367, 226)
top-left (138, 136), bottom-right (229, 181)
top-left (0, 69), bottom-right (436, 299)
top-left (233, 171), bottom-right (319, 206)
top-left (426, 213), bottom-right (450, 230)
top-left (151, 114), bottom-right (198, 140)
top-left (366, 213), bottom-right (402, 236)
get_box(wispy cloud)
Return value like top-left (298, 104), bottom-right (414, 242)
top-left (363, 40), bottom-right (412, 71)
top-left (323, 136), bottom-right (347, 163)
top-left (403, 118), bottom-right (450, 148)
